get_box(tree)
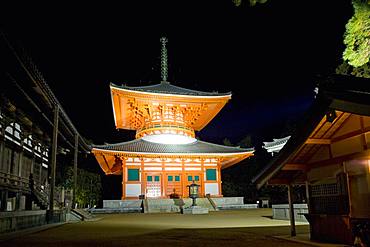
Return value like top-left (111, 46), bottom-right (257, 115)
top-left (222, 138), bottom-right (233, 146)
top-left (59, 166), bottom-right (102, 208)
top-left (336, 61), bottom-right (370, 78)
top-left (237, 135), bottom-right (253, 147)
top-left (343, 0), bottom-right (370, 67)
top-left (232, 0), bottom-right (267, 7)
top-left (233, 0), bottom-right (370, 69)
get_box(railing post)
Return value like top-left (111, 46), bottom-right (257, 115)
top-left (48, 105), bottom-right (59, 222)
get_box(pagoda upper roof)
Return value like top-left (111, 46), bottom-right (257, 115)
top-left (111, 81), bottom-right (231, 97)
top-left (92, 138), bottom-right (254, 155)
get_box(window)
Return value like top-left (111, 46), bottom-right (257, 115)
top-left (128, 169), bottom-right (140, 181)
top-left (147, 176), bottom-right (153, 182)
top-left (206, 169), bottom-right (217, 181)
top-left (154, 176), bottom-right (160, 182)
top-left (188, 175), bottom-right (193, 182)
top-left (194, 175), bottom-right (199, 181)
top-left (175, 176), bottom-right (180, 182)
top-left (168, 175), bottom-right (173, 181)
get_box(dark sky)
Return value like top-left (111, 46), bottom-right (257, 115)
top-left (2, 0), bottom-right (353, 146)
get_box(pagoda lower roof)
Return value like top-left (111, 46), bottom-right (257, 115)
top-left (92, 138), bottom-right (254, 155)
top-left (111, 82), bottom-right (231, 97)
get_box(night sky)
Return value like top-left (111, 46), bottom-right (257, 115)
top-left (2, 1), bottom-right (353, 147)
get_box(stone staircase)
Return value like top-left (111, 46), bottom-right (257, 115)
top-left (92, 197), bottom-right (256, 214)
top-left (182, 198), bottom-right (216, 211)
top-left (145, 199), bottom-right (181, 213)
top-left (71, 208), bottom-right (96, 221)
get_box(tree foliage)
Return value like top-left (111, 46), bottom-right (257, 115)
top-left (343, 1), bottom-right (370, 67)
top-left (232, 0), bottom-right (268, 7)
top-left (59, 166), bottom-right (102, 208)
top-left (336, 61), bottom-right (370, 78)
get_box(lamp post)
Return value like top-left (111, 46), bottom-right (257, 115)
top-left (187, 181), bottom-right (200, 207)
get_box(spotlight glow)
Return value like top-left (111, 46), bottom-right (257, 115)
top-left (142, 134), bottom-right (196, 144)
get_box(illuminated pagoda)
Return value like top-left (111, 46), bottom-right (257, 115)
top-left (92, 38), bottom-right (254, 199)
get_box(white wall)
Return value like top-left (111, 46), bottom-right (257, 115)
top-left (125, 184), bottom-right (141, 197)
top-left (204, 183), bottom-right (219, 195)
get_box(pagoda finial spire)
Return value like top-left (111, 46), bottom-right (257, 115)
top-left (160, 37), bottom-right (168, 83)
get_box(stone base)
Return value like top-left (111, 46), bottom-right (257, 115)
top-left (182, 206), bottom-right (209, 215)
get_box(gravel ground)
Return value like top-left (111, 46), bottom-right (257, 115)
top-left (1, 209), bottom-right (312, 247)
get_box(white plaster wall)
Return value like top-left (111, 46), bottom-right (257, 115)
top-left (125, 184), bottom-right (141, 197)
top-left (204, 183), bottom-right (219, 195)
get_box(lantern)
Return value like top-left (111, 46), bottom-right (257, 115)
top-left (187, 180), bottom-right (200, 206)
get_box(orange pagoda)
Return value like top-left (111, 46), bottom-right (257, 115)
top-left (92, 38), bottom-right (254, 199)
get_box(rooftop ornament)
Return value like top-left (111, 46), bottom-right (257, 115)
top-left (160, 37), bottom-right (168, 83)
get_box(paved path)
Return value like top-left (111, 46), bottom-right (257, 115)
top-left (1, 209), bottom-right (316, 247)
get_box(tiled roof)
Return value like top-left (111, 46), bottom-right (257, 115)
top-left (263, 136), bottom-right (291, 148)
top-left (92, 138), bottom-right (254, 154)
top-left (111, 82), bottom-right (231, 97)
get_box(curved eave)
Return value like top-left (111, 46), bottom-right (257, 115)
top-left (92, 147), bottom-right (253, 158)
top-left (92, 147), bottom-right (253, 173)
top-left (110, 83), bottom-right (232, 98)
top-left (110, 84), bottom-right (231, 131)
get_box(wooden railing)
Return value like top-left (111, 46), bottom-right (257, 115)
top-left (0, 171), bottom-right (30, 191)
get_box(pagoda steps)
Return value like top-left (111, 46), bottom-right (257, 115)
top-left (90, 197), bottom-right (257, 214)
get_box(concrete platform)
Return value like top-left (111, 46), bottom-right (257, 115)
top-left (183, 206), bottom-right (209, 214)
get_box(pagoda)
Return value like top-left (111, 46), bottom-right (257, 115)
top-left (92, 38), bottom-right (254, 199)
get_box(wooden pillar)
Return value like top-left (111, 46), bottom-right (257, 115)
top-left (217, 159), bottom-right (222, 196)
top-left (305, 181), bottom-right (310, 212)
top-left (48, 105), bottom-right (59, 220)
top-left (288, 184), bottom-right (296, 237)
top-left (0, 140), bottom-right (4, 174)
top-left (181, 158), bottom-right (186, 198)
top-left (140, 157), bottom-right (145, 198)
top-left (121, 157), bottom-right (126, 200)
top-left (162, 158), bottom-right (166, 198)
top-left (72, 134), bottom-right (78, 209)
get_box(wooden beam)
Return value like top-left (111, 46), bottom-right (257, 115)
top-left (331, 127), bottom-right (370, 143)
top-left (267, 178), bottom-right (291, 185)
top-left (310, 149), bottom-right (370, 169)
top-left (282, 163), bottom-right (308, 171)
top-left (305, 138), bottom-right (331, 145)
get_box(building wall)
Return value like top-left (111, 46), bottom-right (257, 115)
top-left (345, 158), bottom-right (370, 218)
top-left (0, 107), bottom-right (50, 211)
top-left (121, 157), bottom-right (222, 199)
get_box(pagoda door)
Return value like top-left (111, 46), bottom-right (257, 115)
top-left (145, 174), bottom-right (161, 198)
top-left (165, 174), bottom-right (182, 197)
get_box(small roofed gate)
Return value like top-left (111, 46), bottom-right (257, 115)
top-left (253, 74), bottom-right (370, 246)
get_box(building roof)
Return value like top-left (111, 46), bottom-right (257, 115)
top-left (92, 138), bottom-right (254, 155)
top-left (262, 136), bottom-right (291, 149)
top-left (111, 82), bottom-right (231, 97)
top-left (252, 74), bottom-right (370, 189)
